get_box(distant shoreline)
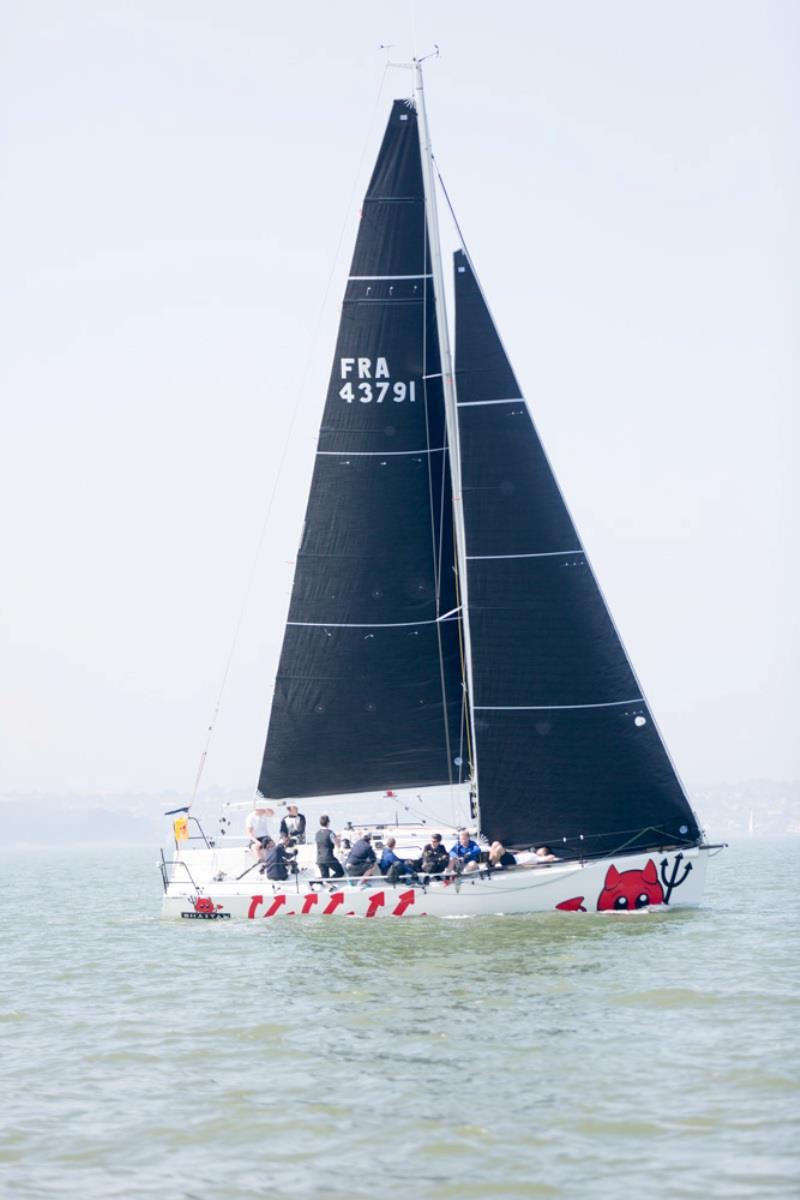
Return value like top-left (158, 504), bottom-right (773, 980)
top-left (2, 780), bottom-right (798, 842)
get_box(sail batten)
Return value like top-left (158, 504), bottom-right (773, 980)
top-left (287, 616), bottom-right (459, 629)
top-left (316, 447), bottom-right (446, 457)
top-left (467, 549), bottom-right (582, 560)
top-left (476, 700), bottom-right (644, 711)
top-left (457, 397), bottom-right (524, 407)
top-left (349, 273), bottom-right (433, 281)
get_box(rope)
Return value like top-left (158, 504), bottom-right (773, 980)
top-left (189, 63), bottom-right (391, 806)
top-left (425, 153), bottom-right (476, 801)
top-left (451, 538), bottom-right (474, 781)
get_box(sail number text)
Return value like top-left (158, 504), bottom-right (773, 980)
top-left (339, 357), bottom-right (416, 404)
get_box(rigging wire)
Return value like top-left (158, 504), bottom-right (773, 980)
top-left (417, 80), bottom-right (473, 826)
top-left (397, 793), bottom-right (466, 832)
top-left (432, 155), bottom-right (472, 263)
top-left (188, 63), bottom-right (391, 807)
top-left (424, 155), bottom-right (474, 800)
top-left (421, 177), bottom-right (457, 802)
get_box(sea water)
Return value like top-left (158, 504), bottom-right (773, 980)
top-left (1, 839), bottom-right (798, 1199)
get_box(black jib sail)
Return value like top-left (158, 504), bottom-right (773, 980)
top-left (454, 250), bottom-right (701, 857)
top-left (258, 101), bottom-right (465, 800)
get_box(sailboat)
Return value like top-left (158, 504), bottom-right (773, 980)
top-left (160, 61), bottom-right (719, 920)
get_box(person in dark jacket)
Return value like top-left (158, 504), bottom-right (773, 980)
top-left (261, 836), bottom-right (294, 881)
top-left (315, 815), bottom-right (344, 878)
top-left (279, 804), bottom-right (306, 843)
top-left (416, 833), bottom-right (450, 876)
top-left (346, 833), bottom-right (377, 878)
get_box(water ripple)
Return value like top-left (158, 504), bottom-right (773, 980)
top-left (1, 841), bottom-right (798, 1198)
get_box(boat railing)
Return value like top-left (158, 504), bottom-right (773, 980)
top-left (343, 820), bottom-right (464, 833)
top-left (519, 824), bottom-right (708, 865)
top-left (159, 848), bottom-right (201, 894)
top-left (181, 816), bottom-right (213, 848)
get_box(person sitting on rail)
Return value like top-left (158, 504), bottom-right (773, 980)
top-left (378, 837), bottom-right (416, 884)
top-left (488, 841), bottom-right (517, 869)
top-left (416, 833), bottom-right (450, 877)
top-left (346, 832), bottom-right (378, 878)
top-left (279, 804), bottom-right (306, 844)
top-left (448, 830), bottom-right (481, 874)
top-left (245, 802), bottom-right (275, 861)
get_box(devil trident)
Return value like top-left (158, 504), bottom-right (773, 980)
top-left (659, 853), bottom-right (693, 904)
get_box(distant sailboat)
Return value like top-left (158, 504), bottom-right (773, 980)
top-left (160, 61), bottom-right (719, 919)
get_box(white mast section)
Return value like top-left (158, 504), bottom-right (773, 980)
top-left (414, 59), bottom-right (481, 822)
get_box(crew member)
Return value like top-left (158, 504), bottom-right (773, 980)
top-left (379, 837), bottom-right (415, 884)
top-left (279, 804), bottom-right (306, 843)
top-left (417, 833), bottom-right (450, 876)
top-left (489, 841), bottom-right (517, 868)
top-left (245, 802), bottom-right (275, 861)
top-left (315, 815), bottom-right (344, 878)
top-left (346, 832), bottom-right (377, 878)
top-left (448, 830), bottom-right (481, 874)
top-left (262, 836), bottom-right (294, 881)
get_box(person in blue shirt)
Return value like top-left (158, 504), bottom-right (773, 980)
top-left (449, 830), bottom-right (481, 874)
top-left (378, 837), bottom-right (416, 884)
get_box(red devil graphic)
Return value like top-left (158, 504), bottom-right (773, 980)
top-left (557, 857), bottom-right (666, 913)
top-left (596, 859), bottom-right (664, 911)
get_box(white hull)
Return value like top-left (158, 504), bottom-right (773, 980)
top-left (161, 844), bottom-right (710, 921)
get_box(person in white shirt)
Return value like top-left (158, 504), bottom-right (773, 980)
top-left (245, 803), bottom-right (275, 861)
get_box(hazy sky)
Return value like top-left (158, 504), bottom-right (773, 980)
top-left (1, 0), bottom-right (797, 795)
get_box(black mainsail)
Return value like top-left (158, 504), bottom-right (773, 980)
top-left (258, 101), bottom-right (465, 800)
top-left (454, 250), bottom-right (702, 857)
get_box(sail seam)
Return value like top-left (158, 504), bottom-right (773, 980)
top-left (475, 699), bottom-right (644, 711)
top-left (317, 447), bottom-right (445, 457)
top-left (467, 550), bottom-right (583, 560)
top-left (287, 617), bottom-right (459, 629)
top-left (457, 397), bottom-right (524, 407)
top-left (349, 273), bottom-right (432, 281)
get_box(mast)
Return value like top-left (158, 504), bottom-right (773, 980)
top-left (414, 60), bottom-right (480, 822)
